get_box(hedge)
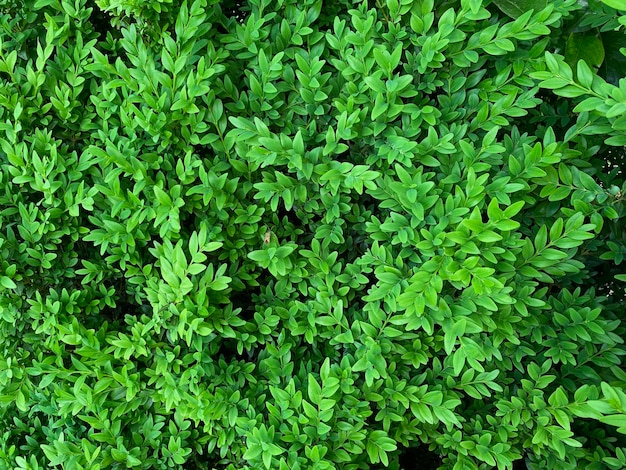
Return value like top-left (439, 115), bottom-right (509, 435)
top-left (1, 0), bottom-right (626, 468)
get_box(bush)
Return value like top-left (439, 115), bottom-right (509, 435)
top-left (1, 0), bottom-right (626, 468)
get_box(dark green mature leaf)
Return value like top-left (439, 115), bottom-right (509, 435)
top-left (599, 31), bottom-right (626, 85)
top-left (493, 0), bottom-right (547, 18)
top-left (565, 33), bottom-right (605, 71)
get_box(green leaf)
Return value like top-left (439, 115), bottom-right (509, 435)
top-left (210, 275), bottom-right (232, 291)
top-left (605, 135), bottom-right (626, 146)
top-left (154, 186), bottom-right (172, 206)
top-left (487, 198), bottom-right (502, 221)
top-left (549, 187), bottom-right (571, 201)
top-left (565, 33), bottom-right (605, 72)
top-left (453, 348), bottom-right (466, 376)
top-left (600, 414), bottom-right (626, 433)
top-left (503, 201), bottom-right (525, 218)
top-left (493, 0), bottom-right (547, 18)
top-left (419, 155), bottom-right (441, 167)
top-left (599, 0), bottom-right (626, 10)
top-left (205, 241), bottom-right (223, 252)
top-left (576, 60), bottom-right (594, 88)
top-left (308, 374), bottom-right (322, 405)
top-left (161, 48), bottom-right (175, 73)
top-left (373, 48), bottom-right (391, 74)
top-left (0, 276), bottom-right (16, 289)
top-left (364, 76), bottom-right (386, 94)
top-left (476, 230), bottom-right (503, 243)
top-left (535, 225), bottom-right (548, 251)
top-left (188, 263), bottom-right (206, 275)
top-left (15, 390), bottom-right (27, 411)
top-left (599, 31), bottom-right (626, 85)
top-left (444, 318), bottom-right (466, 355)
top-left (243, 444), bottom-right (262, 461)
top-left (34, 0), bottom-right (60, 8)
top-left (371, 94), bottom-right (388, 120)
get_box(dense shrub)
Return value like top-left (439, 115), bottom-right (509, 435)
top-left (1, 0), bottom-right (626, 468)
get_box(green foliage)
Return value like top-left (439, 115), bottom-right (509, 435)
top-left (493, 0), bottom-right (547, 19)
top-left (599, 0), bottom-right (626, 10)
top-left (0, 0), bottom-right (626, 468)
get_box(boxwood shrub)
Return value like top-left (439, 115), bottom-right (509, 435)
top-left (1, 0), bottom-right (626, 468)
